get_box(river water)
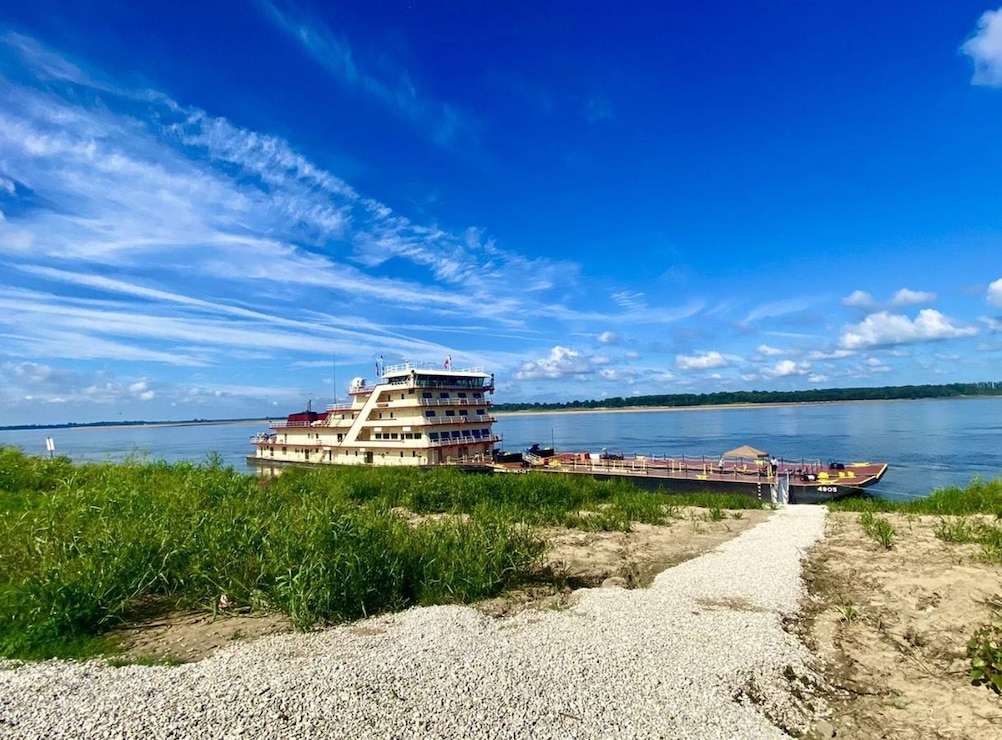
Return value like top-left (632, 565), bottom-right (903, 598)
top-left (2, 397), bottom-right (1000, 501)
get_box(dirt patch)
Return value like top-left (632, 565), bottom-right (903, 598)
top-left (476, 506), bottom-right (772, 616)
top-left (108, 611), bottom-right (293, 663)
top-left (111, 506), bottom-right (771, 661)
top-left (801, 512), bottom-right (1002, 739)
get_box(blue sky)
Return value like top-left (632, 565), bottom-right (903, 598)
top-left (2, 1), bottom-right (1002, 425)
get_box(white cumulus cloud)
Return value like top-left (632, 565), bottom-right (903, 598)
top-left (889, 288), bottom-right (935, 307)
top-left (840, 309), bottom-right (978, 350)
top-left (988, 277), bottom-right (1002, 308)
top-left (675, 351), bottom-right (727, 371)
top-left (962, 8), bottom-right (1002, 87)
top-left (596, 331), bottom-right (620, 344)
top-left (841, 290), bottom-right (876, 309)
top-left (762, 360), bottom-right (809, 378)
top-left (515, 346), bottom-right (604, 380)
top-left (756, 344), bottom-right (784, 357)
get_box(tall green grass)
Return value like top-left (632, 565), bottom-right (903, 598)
top-left (0, 448), bottom-right (762, 660)
top-left (830, 476), bottom-right (1002, 516)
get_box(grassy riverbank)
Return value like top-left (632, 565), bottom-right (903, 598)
top-left (0, 447), bottom-right (762, 660)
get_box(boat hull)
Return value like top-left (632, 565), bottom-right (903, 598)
top-left (248, 453), bottom-right (886, 504)
top-left (572, 469), bottom-right (864, 503)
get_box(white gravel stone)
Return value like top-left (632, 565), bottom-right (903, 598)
top-left (0, 505), bottom-right (828, 739)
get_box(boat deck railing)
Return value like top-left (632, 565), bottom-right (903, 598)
top-left (383, 362), bottom-right (486, 375)
top-left (525, 455), bottom-right (860, 483)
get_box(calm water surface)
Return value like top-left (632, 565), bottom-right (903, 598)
top-left (2, 398), bottom-right (1000, 500)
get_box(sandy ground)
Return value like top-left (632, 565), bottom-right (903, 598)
top-left (109, 507), bottom-right (1002, 738)
top-left (801, 511), bottom-right (1002, 739)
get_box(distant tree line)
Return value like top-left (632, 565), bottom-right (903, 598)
top-left (0, 417), bottom-right (269, 432)
top-left (492, 381), bottom-right (1002, 413)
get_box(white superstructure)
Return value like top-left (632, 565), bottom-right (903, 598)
top-left (249, 362), bottom-right (498, 474)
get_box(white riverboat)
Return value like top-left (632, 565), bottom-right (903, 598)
top-left (248, 362), bottom-right (499, 475)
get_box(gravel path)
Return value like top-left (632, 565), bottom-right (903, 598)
top-left (1, 506), bottom-right (827, 739)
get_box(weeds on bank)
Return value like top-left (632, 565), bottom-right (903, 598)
top-left (934, 517), bottom-right (1002, 564)
top-left (0, 446), bottom-right (763, 660)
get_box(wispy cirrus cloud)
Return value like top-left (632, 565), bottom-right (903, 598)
top-left (742, 296), bottom-right (813, 324)
top-left (258, 0), bottom-right (478, 149)
top-left (0, 32), bottom-right (588, 372)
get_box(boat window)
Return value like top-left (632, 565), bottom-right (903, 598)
top-left (462, 430), bottom-right (472, 438)
top-left (390, 433), bottom-right (398, 439)
top-left (476, 409), bottom-right (485, 415)
top-left (473, 393), bottom-right (482, 399)
top-left (458, 392), bottom-right (467, 398)
top-left (429, 432), bottom-right (439, 440)
top-left (472, 429), bottom-right (482, 438)
top-left (451, 431), bottom-right (460, 439)
top-left (425, 410), bottom-right (436, 417)
top-left (446, 410), bottom-right (455, 416)
top-left (439, 393), bottom-right (449, 399)
top-left (459, 410), bottom-right (468, 416)
top-left (422, 392), bottom-right (432, 398)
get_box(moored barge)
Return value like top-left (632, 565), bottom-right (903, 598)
top-left (497, 444), bottom-right (888, 504)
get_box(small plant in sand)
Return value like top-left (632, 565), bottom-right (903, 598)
top-left (859, 511), bottom-right (895, 549)
top-left (836, 603), bottom-right (859, 624)
top-left (967, 620), bottom-right (1002, 694)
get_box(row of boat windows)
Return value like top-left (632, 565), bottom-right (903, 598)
top-left (421, 391), bottom-right (483, 399)
top-left (428, 429), bottom-right (489, 440)
top-left (424, 409), bottom-right (487, 417)
top-left (277, 427), bottom-right (490, 447)
top-left (385, 376), bottom-right (488, 389)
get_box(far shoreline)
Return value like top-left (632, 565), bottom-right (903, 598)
top-left (493, 394), bottom-right (999, 418)
top-left (2, 394), bottom-right (999, 432)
